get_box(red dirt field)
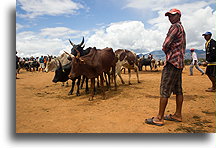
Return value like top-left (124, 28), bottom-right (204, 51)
top-left (16, 66), bottom-right (215, 133)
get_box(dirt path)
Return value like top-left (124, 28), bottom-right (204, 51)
top-left (16, 66), bottom-right (215, 133)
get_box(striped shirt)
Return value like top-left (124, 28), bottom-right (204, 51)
top-left (162, 21), bottom-right (186, 69)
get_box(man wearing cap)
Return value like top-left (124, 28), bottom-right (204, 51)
top-left (202, 32), bottom-right (216, 92)
top-left (145, 8), bottom-right (186, 126)
top-left (189, 48), bottom-right (205, 76)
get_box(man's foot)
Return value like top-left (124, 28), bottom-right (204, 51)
top-left (164, 114), bottom-right (182, 122)
top-left (201, 73), bottom-right (205, 75)
top-left (145, 117), bottom-right (164, 126)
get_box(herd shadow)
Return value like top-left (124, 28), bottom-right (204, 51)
top-left (34, 82), bottom-right (124, 102)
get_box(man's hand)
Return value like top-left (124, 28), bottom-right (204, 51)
top-left (202, 62), bottom-right (208, 67)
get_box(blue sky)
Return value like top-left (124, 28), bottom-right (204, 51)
top-left (16, 0), bottom-right (216, 57)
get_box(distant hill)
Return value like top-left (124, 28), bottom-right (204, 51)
top-left (137, 49), bottom-right (206, 60)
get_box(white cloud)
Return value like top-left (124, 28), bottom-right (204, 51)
top-left (40, 27), bottom-right (80, 38)
top-left (16, 27), bottom-right (85, 57)
top-left (124, 0), bottom-right (183, 11)
top-left (86, 21), bottom-right (164, 53)
top-left (17, 0), bottom-right (84, 18)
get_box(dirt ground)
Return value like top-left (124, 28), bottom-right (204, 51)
top-left (16, 65), bottom-right (215, 133)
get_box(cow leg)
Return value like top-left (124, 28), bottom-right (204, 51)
top-left (97, 77), bottom-right (100, 88)
top-left (151, 63), bottom-right (153, 71)
top-left (104, 72), bottom-right (110, 90)
top-left (100, 74), bottom-right (106, 100)
top-left (116, 64), bottom-right (125, 84)
top-left (80, 75), bottom-right (85, 89)
top-left (128, 69), bottom-right (132, 85)
top-left (85, 77), bottom-right (89, 94)
top-left (134, 65), bottom-right (141, 83)
top-left (104, 73), bottom-right (108, 89)
top-left (17, 68), bottom-right (21, 74)
top-left (138, 65), bottom-right (142, 71)
top-left (76, 76), bottom-right (81, 96)
top-left (89, 78), bottom-right (95, 101)
top-left (118, 73), bottom-right (125, 84)
top-left (107, 72), bottom-right (111, 89)
top-left (68, 79), bottom-right (76, 95)
top-left (112, 66), bottom-right (117, 91)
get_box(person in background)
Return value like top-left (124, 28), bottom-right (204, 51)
top-left (189, 48), bottom-right (205, 76)
top-left (16, 51), bottom-right (19, 79)
top-left (145, 8), bottom-right (186, 126)
top-left (44, 56), bottom-right (47, 68)
top-left (39, 55), bottom-right (45, 72)
top-left (202, 32), bottom-right (216, 92)
top-left (148, 53), bottom-right (153, 60)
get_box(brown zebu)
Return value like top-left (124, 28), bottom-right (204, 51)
top-left (68, 47), bottom-right (117, 101)
top-left (115, 49), bottom-right (140, 85)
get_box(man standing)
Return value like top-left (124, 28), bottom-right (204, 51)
top-left (39, 55), bottom-right (45, 72)
top-left (202, 32), bottom-right (216, 92)
top-left (189, 48), bottom-right (205, 76)
top-left (145, 8), bottom-right (186, 126)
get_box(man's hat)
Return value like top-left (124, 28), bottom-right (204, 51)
top-left (190, 48), bottom-right (195, 51)
top-left (165, 8), bottom-right (181, 16)
top-left (202, 32), bottom-right (212, 36)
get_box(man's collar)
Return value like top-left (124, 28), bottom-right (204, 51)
top-left (206, 38), bottom-right (211, 42)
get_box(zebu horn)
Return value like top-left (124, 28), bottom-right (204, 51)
top-left (69, 39), bottom-right (74, 46)
top-left (79, 37), bottom-right (84, 46)
top-left (64, 51), bottom-right (73, 58)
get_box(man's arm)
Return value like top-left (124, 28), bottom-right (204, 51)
top-left (162, 24), bottom-right (178, 53)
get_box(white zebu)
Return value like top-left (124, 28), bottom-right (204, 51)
top-left (115, 49), bottom-right (140, 85)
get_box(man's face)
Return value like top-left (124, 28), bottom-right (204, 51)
top-left (168, 14), bottom-right (180, 24)
top-left (204, 35), bottom-right (211, 41)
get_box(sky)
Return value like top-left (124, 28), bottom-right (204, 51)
top-left (16, 0), bottom-right (216, 57)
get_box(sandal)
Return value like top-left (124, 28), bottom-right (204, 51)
top-left (145, 117), bottom-right (164, 126)
top-left (205, 88), bottom-right (215, 92)
top-left (164, 114), bottom-right (182, 122)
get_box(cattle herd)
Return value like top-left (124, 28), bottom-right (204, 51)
top-left (17, 37), bottom-right (164, 101)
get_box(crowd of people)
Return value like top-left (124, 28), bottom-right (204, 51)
top-left (15, 54), bottom-right (56, 79)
